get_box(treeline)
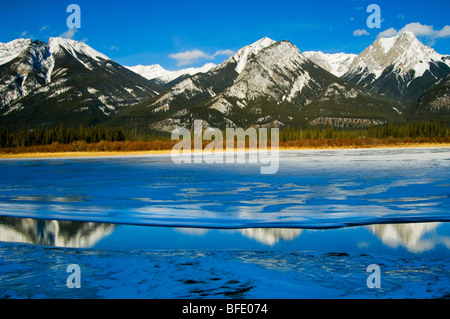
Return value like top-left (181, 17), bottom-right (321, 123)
top-left (0, 124), bottom-right (170, 148)
top-left (279, 120), bottom-right (449, 142)
top-left (0, 120), bottom-right (449, 149)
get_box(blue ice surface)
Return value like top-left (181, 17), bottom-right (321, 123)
top-left (1, 239), bottom-right (449, 299)
top-left (0, 147), bottom-right (449, 229)
top-left (0, 147), bottom-right (449, 299)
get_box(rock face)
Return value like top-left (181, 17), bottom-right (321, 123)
top-left (1, 34), bottom-right (448, 131)
top-left (407, 74), bottom-right (450, 121)
top-left (342, 31), bottom-right (450, 105)
top-left (0, 38), bottom-right (161, 128)
top-left (112, 38), bottom-right (401, 131)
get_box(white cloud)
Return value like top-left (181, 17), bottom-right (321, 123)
top-left (20, 31), bottom-right (27, 37)
top-left (377, 27), bottom-right (398, 38)
top-left (437, 25), bottom-right (450, 38)
top-left (39, 25), bottom-right (49, 32)
top-left (170, 49), bottom-right (234, 66)
top-left (169, 50), bottom-right (212, 66)
top-left (213, 49), bottom-right (234, 57)
top-left (59, 28), bottom-right (77, 39)
top-left (399, 22), bottom-right (435, 37)
top-left (353, 29), bottom-right (370, 36)
top-left (377, 22), bottom-right (450, 40)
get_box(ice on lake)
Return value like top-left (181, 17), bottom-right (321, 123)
top-left (0, 148), bottom-right (449, 299)
top-left (0, 147), bottom-right (449, 229)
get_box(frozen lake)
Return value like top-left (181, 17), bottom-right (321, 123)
top-left (0, 148), bottom-right (449, 298)
top-left (0, 148), bottom-right (449, 228)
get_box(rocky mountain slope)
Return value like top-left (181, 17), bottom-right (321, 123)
top-left (0, 38), bottom-right (161, 128)
top-left (407, 74), bottom-right (450, 121)
top-left (1, 34), bottom-right (447, 132)
top-left (342, 31), bottom-right (450, 105)
top-left (112, 38), bottom-right (402, 131)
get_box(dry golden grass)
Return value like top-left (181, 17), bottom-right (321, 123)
top-left (0, 137), bottom-right (449, 158)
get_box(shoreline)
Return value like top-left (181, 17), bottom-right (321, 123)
top-left (0, 142), bottom-right (449, 159)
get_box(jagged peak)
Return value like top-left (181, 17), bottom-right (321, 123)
top-left (0, 38), bottom-right (32, 65)
top-left (220, 37), bottom-right (277, 74)
top-left (375, 30), bottom-right (430, 54)
top-left (48, 37), bottom-right (110, 62)
top-left (349, 29), bottom-right (444, 79)
top-left (127, 63), bottom-right (216, 82)
top-left (0, 38), bottom-right (32, 46)
top-left (252, 36), bottom-right (276, 47)
top-left (398, 30), bottom-right (417, 40)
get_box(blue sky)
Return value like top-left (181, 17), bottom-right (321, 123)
top-left (1, 0), bottom-right (449, 70)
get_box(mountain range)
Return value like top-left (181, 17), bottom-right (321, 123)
top-left (0, 37), bottom-right (161, 128)
top-left (1, 32), bottom-right (449, 131)
top-left (126, 63), bottom-right (216, 90)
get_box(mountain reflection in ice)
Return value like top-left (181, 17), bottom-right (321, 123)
top-left (240, 223), bottom-right (448, 251)
top-left (367, 222), bottom-right (450, 253)
top-left (240, 228), bottom-right (303, 246)
top-left (0, 216), bottom-right (448, 254)
top-left (0, 217), bottom-right (114, 248)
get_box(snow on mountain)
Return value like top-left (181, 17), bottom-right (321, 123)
top-left (128, 37), bottom-right (275, 85)
top-left (342, 31), bottom-right (450, 103)
top-left (0, 40), bottom-right (53, 109)
top-left (127, 63), bottom-right (216, 83)
top-left (2, 34), bottom-right (447, 130)
top-left (222, 40), bottom-right (311, 102)
top-left (303, 51), bottom-right (357, 77)
top-left (1, 37), bottom-right (160, 127)
top-left (409, 73), bottom-right (450, 119)
top-left (0, 38), bottom-right (32, 66)
top-left (126, 37), bottom-right (277, 125)
top-left (129, 38), bottom-right (400, 132)
top-left (219, 37), bottom-right (276, 74)
top-left (347, 31), bottom-right (446, 82)
top-left (49, 37), bottom-right (110, 63)
top-left (208, 40), bottom-right (399, 123)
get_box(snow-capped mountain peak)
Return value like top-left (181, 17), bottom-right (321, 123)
top-left (127, 63), bottom-right (216, 83)
top-left (303, 51), bottom-right (357, 77)
top-left (348, 31), bottom-right (445, 81)
top-left (127, 64), bottom-right (167, 80)
top-left (343, 31), bottom-right (450, 103)
top-left (221, 37), bottom-right (276, 74)
top-left (49, 37), bottom-right (110, 62)
top-left (0, 38), bottom-right (32, 66)
top-left (0, 37), bottom-right (159, 125)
